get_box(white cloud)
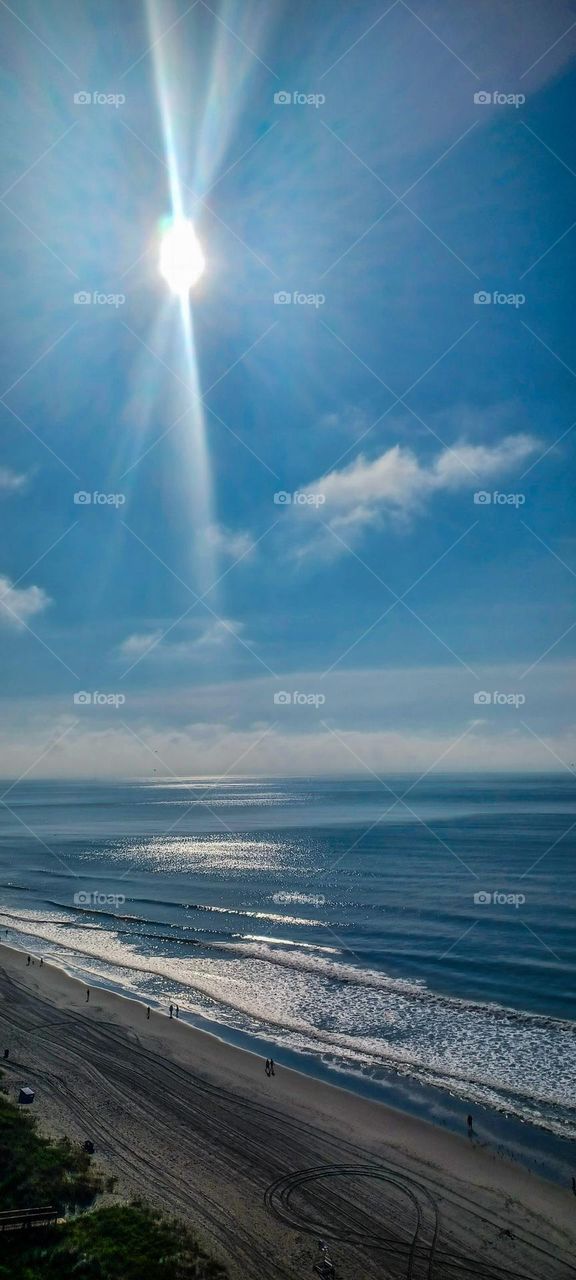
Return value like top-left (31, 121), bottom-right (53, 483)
top-left (432, 435), bottom-right (538, 486)
top-left (119, 630), bottom-right (164, 658)
top-left (193, 618), bottom-right (245, 648)
top-left (304, 434), bottom-right (539, 537)
top-left (118, 619), bottom-right (244, 663)
top-left (0, 575), bottom-right (51, 626)
top-left (0, 466), bottom-right (28, 494)
top-left (206, 524), bottom-right (254, 559)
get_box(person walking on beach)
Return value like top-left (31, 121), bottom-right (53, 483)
top-left (265, 1058), bottom-right (270, 1076)
top-left (467, 1114), bottom-right (473, 1135)
top-left (146, 1006), bottom-right (150, 1020)
top-left (26, 956), bottom-right (30, 966)
top-left (175, 1005), bottom-right (179, 1018)
top-left (169, 1003), bottom-right (173, 1019)
top-left (269, 1058), bottom-right (275, 1076)
top-left (86, 988), bottom-right (90, 1002)
top-left (40, 958), bottom-right (43, 967)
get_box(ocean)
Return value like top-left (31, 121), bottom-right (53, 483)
top-left (1, 775), bottom-right (575, 1173)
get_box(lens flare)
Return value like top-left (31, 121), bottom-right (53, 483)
top-left (159, 218), bottom-right (205, 294)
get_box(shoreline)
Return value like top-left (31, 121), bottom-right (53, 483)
top-left (1, 938), bottom-right (576, 1279)
top-left (2, 919), bottom-right (575, 1189)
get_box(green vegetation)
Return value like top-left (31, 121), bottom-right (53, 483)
top-left (0, 1087), bottom-right (228, 1279)
top-left (0, 1090), bottom-right (103, 1211)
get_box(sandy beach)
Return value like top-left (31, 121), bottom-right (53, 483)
top-left (0, 941), bottom-right (574, 1280)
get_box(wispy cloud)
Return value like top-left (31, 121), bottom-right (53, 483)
top-left (118, 630), bottom-right (164, 658)
top-left (0, 575), bottom-right (51, 626)
top-left (205, 524), bottom-right (255, 559)
top-left (118, 619), bottom-right (245, 662)
top-left (0, 466), bottom-right (29, 494)
top-left (303, 434), bottom-right (539, 539)
top-left (193, 618), bottom-right (245, 649)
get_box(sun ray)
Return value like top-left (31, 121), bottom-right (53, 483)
top-left (144, 0), bottom-right (217, 596)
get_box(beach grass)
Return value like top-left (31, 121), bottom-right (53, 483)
top-left (0, 1083), bottom-right (104, 1211)
top-left (0, 1082), bottom-right (228, 1279)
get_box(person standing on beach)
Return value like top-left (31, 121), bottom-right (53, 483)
top-left (26, 956), bottom-right (31, 966)
top-left (86, 988), bottom-right (90, 1002)
top-left (146, 1006), bottom-right (150, 1020)
top-left (467, 1114), bottom-right (473, 1134)
top-left (169, 1003), bottom-right (173, 1018)
top-left (270, 1058), bottom-right (275, 1076)
top-left (175, 1005), bottom-right (179, 1018)
top-left (265, 1058), bottom-right (270, 1076)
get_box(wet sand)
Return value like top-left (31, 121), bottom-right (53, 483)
top-left (0, 941), bottom-right (574, 1279)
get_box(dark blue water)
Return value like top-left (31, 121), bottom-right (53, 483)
top-left (0, 775), bottom-right (574, 1156)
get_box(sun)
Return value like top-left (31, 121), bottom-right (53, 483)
top-left (159, 218), bottom-right (205, 294)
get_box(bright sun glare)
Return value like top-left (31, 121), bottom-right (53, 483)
top-left (159, 218), bottom-right (205, 294)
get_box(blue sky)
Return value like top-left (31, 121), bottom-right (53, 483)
top-left (0, 0), bottom-right (575, 776)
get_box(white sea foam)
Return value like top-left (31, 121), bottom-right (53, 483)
top-left (2, 905), bottom-right (575, 1139)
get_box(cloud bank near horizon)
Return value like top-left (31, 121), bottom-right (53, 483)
top-left (0, 662), bottom-right (571, 779)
